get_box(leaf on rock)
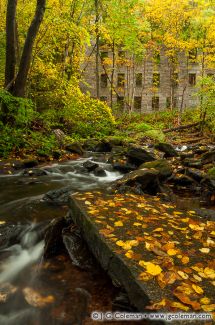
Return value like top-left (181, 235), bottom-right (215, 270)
top-left (146, 299), bottom-right (166, 310)
top-left (199, 248), bottom-right (210, 254)
top-left (201, 304), bottom-right (215, 312)
top-left (114, 221), bottom-right (123, 227)
top-left (170, 301), bottom-right (190, 311)
top-left (192, 284), bottom-right (204, 295)
top-left (23, 287), bottom-right (55, 308)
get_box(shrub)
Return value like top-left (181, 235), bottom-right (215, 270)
top-left (0, 90), bottom-right (37, 127)
top-left (62, 88), bottom-right (115, 137)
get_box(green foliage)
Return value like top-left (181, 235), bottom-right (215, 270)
top-left (0, 123), bottom-right (26, 157)
top-left (27, 132), bottom-right (58, 156)
top-left (0, 90), bottom-right (37, 127)
top-left (133, 122), bottom-right (153, 132)
top-left (207, 167), bottom-right (215, 180)
top-left (62, 89), bottom-right (115, 137)
top-left (143, 129), bottom-right (166, 142)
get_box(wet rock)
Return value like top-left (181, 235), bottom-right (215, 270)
top-left (44, 215), bottom-right (72, 259)
top-left (182, 158), bottom-right (202, 169)
top-left (83, 161), bottom-right (99, 172)
top-left (53, 129), bottom-right (66, 144)
top-left (139, 159), bottom-right (172, 180)
top-left (185, 168), bottom-right (205, 182)
top-left (52, 150), bottom-right (62, 160)
top-left (116, 184), bottom-right (145, 195)
top-left (201, 177), bottom-right (215, 191)
top-left (0, 223), bottom-right (26, 250)
top-left (193, 146), bottom-right (208, 155)
top-left (12, 161), bottom-right (25, 170)
top-left (23, 159), bottom-right (39, 168)
top-left (194, 208), bottom-right (215, 221)
top-left (201, 150), bottom-right (215, 165)
top-left (94, 141), bottom-right (112, 153)
top-left (66, 142), bottom-right (84, 155)
top-left (21, 168), bottom-right (48, 177)
top-left (113, 162), bottom-right (136, 174)
top-left (115, 168), bottom-right (160, 195)
top-left (93, 167), bottom-right (106, 177)
top-left (154, 142), bottom-right (178, 157)
top-left (170, 174), bottom-right (196, 186)
top-left (112, 291), bottom-right (136, 312)
top-left (180, 152), bottom-right (195, 160)
top-left (43, 186), bottom-right (74, 204)
top-left (126, 146), bottom-right (155, 166)
top-left (62, 225), bottom-right (95, 270)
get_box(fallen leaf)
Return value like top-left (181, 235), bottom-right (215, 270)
top-left (177, 271), bottom-right (189, 280)
top-left (146, 299), bottom-right (166, 310)
top-left (23, 287), bottom-right (55, 308)
top-left (181, 256), bottom-right (190, 264)
top-left (167, 249), bottom-right (178, 256)
top-left (170, 301), bottom-right (190, 311)
top-left (192, 284), bottom-right (204, 295)
top-left (201, 304), bottom-right (215, 312)
top-left (114, 221), bottom-right (123, 227)
top-left (199, 248), bottom-right (210, 254)
top-left (200, 297), bottom-right (211, 305)
top-left (204, 267), bottom-right (215, 280)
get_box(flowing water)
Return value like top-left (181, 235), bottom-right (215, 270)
top-left (0, 155), bottom-right (124, 325)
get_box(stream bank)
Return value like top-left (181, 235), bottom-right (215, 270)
top-left (0, 139), bottom-right (214, 324)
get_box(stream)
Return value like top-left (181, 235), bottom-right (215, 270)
top-left (0, 154), bottom-right (123, 325)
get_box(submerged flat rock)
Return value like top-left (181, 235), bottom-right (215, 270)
top-left (69, 192), bottom-right (215, 317)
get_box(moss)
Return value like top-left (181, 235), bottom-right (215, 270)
top-left (207, 167), bottom-right (215, 180)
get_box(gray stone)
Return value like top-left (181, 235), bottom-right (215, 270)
top-left (126, 146), bottom-right (155, 166)
top-left (93, 167), bottom-right (106, 177)
top-left (66, 142), bottom-right (84, 155)
top-left (201, 150), bottom-right (215, 165)
top-left (139, 159), bottom-right (172, 180)
top-left (154, 142), bottom-right (178, 157)
top-left (83, 161), bottom-right (99, 172)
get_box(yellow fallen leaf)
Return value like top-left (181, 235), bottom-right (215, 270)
top-left (145, 262), bottom-right (162, 276)
top-left (181, 256), bottom-right (190, 264)
top-left (139, 272), bottom-right (152, 281)
top-left (146, 299), bottom-right (166, 310)
top-left (193, 274), bottom-right (202, 282)
top-left (192, 284), bottom-right (204, 295)
top-left (85, 201), bottom-right (91, 205)
top-left (200, 297), bottom-right (211, 305)
top-left (116, 240), bottom-right (124, 247)
top-left (114, 221), bottom-right (123, 227)
top-left (199, 248), bottom-right (210, 253)
top-left (204, 267), bottom-right (215, 280)
top-left (133, 222), bottom-right (142, 226)
top-left (189, 224), bottom-right (204, 231)
top-left (167, 249), bottom-right (178, 256)
top-left (0, 221), bottom-right (6, 225)
top-left (201, 304), bottom-right (215, 312)
top-left (170, 302), bottom-right (189, 311)
top-left (125, 250), bottom-right (133, 259)
top-left (177, 271), bottom-right (189, 280)
top-left (153, 228), bottom-right (163, 232)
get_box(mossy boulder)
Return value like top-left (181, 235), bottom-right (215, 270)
top-left (139, 159), bottom-right (173, 180)
top-left (126, 145), bottom-right (155, 166)
top-left (154, 142), bottom-right (178, 157)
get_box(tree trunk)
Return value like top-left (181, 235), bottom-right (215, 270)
top-left (4, 0), bottom-right (17, 90)
top-left (13, 0), bottom-right (46, 97)
top-left (95, 0), bottom-right (100, 99)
